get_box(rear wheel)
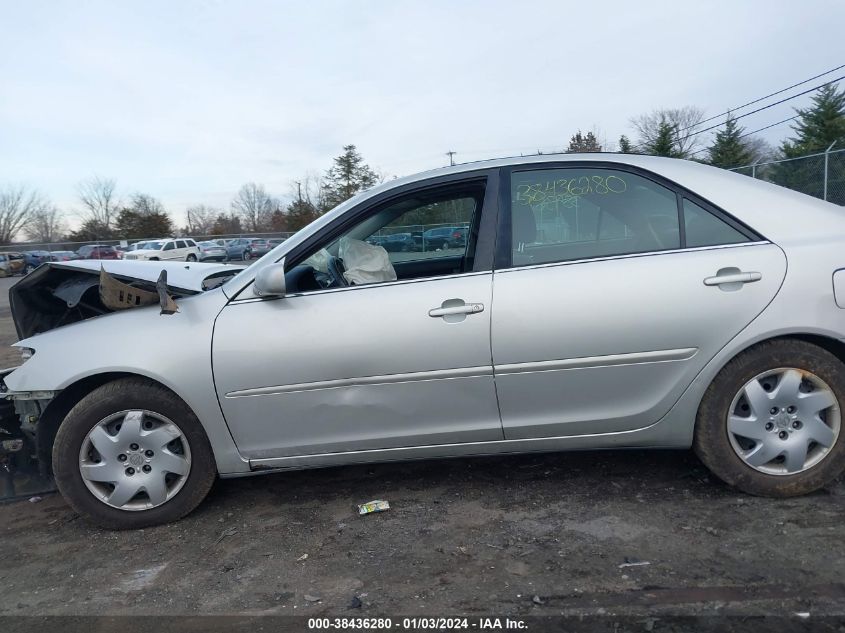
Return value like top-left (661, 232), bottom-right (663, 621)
top-left (694, 339), bottom-right (845, 496)
top-left (52, 377), bottom-right (216, 529)
top-left (186, 253), bottom-right (197, 262)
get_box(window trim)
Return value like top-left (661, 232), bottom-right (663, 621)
top-left (496, 161), bottom-right (765, 270)
top-left (282, 170), bottom-right (499, 276)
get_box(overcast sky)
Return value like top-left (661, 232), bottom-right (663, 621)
top-left (1, 0), bottom-right (843, 228)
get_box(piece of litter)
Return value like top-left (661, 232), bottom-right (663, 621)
top-left (297, 553), bottom-right (309, 561)
top-left (348, 596), bottom-right (362, 609)
top-left (304, 594), bottom-right (321, 602)
top-left (358, 499), bottom-right (390, 515)
top-left (795, 612), bottom-right (810, 619)
top-left (28, 496), bottom-right (42, 503)
top-left (618, 560), bottom-right (651, 568)
top-left (532, 595), bottom-right (544, 605)
top-left (213, 527), bottom-right (238, 546)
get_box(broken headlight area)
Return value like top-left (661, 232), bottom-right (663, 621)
top-left (0, 375), bottom-right (55, 500)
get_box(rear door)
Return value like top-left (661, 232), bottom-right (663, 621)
top-left (491, 163), bottom-right (787, 439)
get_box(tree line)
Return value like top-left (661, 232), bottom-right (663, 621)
top-left (0, 144), bottom-right (381, 245)
top-left (2, 83), bottom-right (844, 245)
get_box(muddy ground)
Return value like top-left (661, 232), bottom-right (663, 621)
top-left (1, 278), bottom-right (844, 619)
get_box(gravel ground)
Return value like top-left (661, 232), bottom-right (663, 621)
top-left (2, 449), bottom-right (845, 617)
top-left (1, 276), bottom-right (844, 619)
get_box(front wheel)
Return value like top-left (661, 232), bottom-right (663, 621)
top-left (52, 377), bottom-right (217, 529)
top-left (694, 339), bottom-right (845, 497)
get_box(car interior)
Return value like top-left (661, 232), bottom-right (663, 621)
top-left (284, 184), bottom-right (485, 294)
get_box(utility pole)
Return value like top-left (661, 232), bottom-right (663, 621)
top-left (446, 150), bottom-right (456, 166)
top-left (294, 180), bottom-right (303, 204)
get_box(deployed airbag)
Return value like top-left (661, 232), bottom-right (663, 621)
top-left (339, 238), bottom-right (397, 285)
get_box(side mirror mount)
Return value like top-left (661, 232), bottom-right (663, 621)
top-left (253, 260), bottom-right (286, 298)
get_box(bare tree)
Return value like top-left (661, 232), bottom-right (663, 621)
top-left (25, 203), bottom-right (66, 243)
top-left (185, 204), bottom-right (220, 235)
top-left (231, 183), bottom-right (276, 232)
top-left (744, 136), bottom-right (775, 164)
top-left (77, 176), bottom-right (120, 229)
top-left (631, 106), bottom-right (706, 157)
top-left (0, 186), bottom-right (51, 244)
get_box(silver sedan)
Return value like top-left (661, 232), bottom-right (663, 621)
top-left (4, 154), bottom-right (845, 528)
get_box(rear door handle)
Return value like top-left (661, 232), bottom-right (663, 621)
top-left (703, 269), bottom-right (762, 288)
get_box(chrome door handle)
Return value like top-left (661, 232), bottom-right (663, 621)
top-left (428, 303), bottom-right (484, 317)
top-left (703, 270), bottom-right (762, 286)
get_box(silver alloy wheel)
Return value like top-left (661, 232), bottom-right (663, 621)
top-left (727, 367), bottom-right (841, 475)
top-left (78, 410), bottom-right (192, 511)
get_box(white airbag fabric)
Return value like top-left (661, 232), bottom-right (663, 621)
top-left (339, 237), bottom-right (397, 285)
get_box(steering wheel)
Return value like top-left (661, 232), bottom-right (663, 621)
top-left (327, 255), bottom-right (349, 287)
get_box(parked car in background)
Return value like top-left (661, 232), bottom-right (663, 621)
top-left (447, 227), bottom-right (468, 248)
top-left (123, 238), bottom-right (201, 262)
top-left (380, 233), bottom-right (420, 252)
top-left (22, 250), bottom-right (53, 273)
top-left (50, 251), bottom-right (80, 262)
top-left (197, 241), bottom-right (227, 262)
top-left (422, 226), bottom-right (463, 250)
top-left (0, 252), bottom-right (25, 277)
top-left (76, 245), bottom-right (120, 260)
top-left (225, 238), bottom-right (271, 260)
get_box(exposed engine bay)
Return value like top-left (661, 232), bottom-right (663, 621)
top-left (0, 260), bottom-right (245, 499)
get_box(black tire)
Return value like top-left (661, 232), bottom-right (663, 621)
top-left (694, 339), bottom-right (845, 497)
top-left (149, 257), bottom-right (159, 261)
top-left (186, 254), bottom-right (197, 262)
top-left (52, 377), bottom-right (217, 529)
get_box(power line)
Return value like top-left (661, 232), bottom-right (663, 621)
top-left (634, 74), bottom-right (845, 152)
top-left (683, 74), bottom-right (844, 140)
top-left (689, 115), bottom-right (799, 158)
top-left (677, 63), bottom-right (845, 134)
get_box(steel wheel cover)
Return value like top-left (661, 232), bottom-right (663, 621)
top-left (78, 410), bottom-right (192, 511)
top-left (727, 367), bottom-right (841, 475)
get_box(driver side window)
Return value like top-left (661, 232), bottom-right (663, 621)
top-left (288, 181), bottom-right (485, 294)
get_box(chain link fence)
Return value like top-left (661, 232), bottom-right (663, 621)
top-left (730, 147), bottom-right (845, 206)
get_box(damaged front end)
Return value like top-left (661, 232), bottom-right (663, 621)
top-left (0, 369), bottom-right (56, 499)
top-left (1, 260), bottom-right (244, 498)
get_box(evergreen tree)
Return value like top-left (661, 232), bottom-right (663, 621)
top-left (285, 199), bottom-right (320, 231)
top-left (783, 83), bottom-right (845, 156)
top-left (566, 130), bottom-right (602, 153)
top-left (321, 145), bottom-right (379, 210)
top-left (707, 114), bottom-right (753, 168)
top-left (115, 207), bottom-right (174, 238)
top-left (772, 83), bottom-right (845, 202)
top-left (618, 135), bottom-right (633, 153)
top-left (644, 120), bottom-right (680, 157)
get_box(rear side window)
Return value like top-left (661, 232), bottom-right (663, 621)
top-left (185, 239), bottom-right (196, 247)
top-left (176, 240), bottom-right (187, 248)
top-left (510, 168), bottom-right (679, 267)
top-left (683, 199), bottom-right (749, 248)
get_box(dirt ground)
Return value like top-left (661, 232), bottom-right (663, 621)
top-left (1, 277), bottom-right (845, 619)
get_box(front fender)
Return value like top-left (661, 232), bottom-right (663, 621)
top-left (4, 288), bottom-right (249, 474)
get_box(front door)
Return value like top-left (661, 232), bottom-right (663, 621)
top-left (213, 178), bottom-right (503, 459)
top-left (491, 164), bottom-right (787, 439)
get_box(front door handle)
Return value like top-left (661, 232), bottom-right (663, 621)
top-left (428, 303), bottom-right (484, 317)
top-left (703, 267), bottom-right (762, 290)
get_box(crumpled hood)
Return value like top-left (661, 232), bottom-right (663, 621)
top-left (9, 260), bottom-right (246, 339)
top-left (39, 260), bottom-right (242, 291)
